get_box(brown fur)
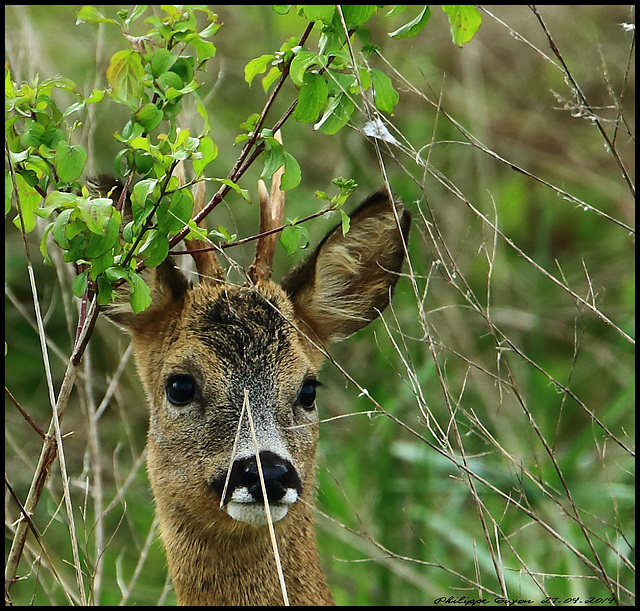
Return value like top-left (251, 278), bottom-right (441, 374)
top-left (109, 190), bottom-right (410, 605)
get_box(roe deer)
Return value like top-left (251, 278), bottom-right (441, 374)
top-left (107, 174), bottom-right (410, 605)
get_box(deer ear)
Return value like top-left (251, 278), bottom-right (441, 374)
top-left (105, 258), bottom-right (189, 333)
top-left (281, 190), bottom-right (410, 344)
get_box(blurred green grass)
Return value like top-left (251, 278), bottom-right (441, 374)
top-left (5, 5), bottom-right (634, 606)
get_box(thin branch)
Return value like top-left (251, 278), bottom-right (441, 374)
top-left (529, 5), bottom-right (634, 198)
top-left (5, 386), bottom-right (46, 439)
top-left (169, 203), bottom-right (338, 257)
top-left (166, 22), bottom-right (316, 252)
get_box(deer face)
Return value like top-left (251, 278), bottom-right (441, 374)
top-left (109, 189), bottom-right (410, 535)
top-left (130, 279), bottom-right (321, 530)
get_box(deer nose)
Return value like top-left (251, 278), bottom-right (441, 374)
top-left (241, 451), bottom-right (302, 503)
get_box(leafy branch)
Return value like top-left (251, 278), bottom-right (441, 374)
top-left (4, 6), bottom-right (482, 597)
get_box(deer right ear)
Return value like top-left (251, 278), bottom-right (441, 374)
top-left (281, 190), bottom-right (410, 345)
top-left (105, 259), bottom-right (189, 332)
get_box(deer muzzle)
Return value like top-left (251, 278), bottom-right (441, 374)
top-left (210, 451), bottom-right (303, 526)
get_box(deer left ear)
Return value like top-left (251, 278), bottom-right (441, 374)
top-left (281, 190), bottom-right (410, 344)
top-left (105, 258), bottom-right (189, 332)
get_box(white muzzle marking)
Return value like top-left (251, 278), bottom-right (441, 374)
top-left (225, 488), bottom-right (299, 526)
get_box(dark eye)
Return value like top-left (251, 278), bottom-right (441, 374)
top-left (298, 380), bottom-right (319, 409)
top-left (166, 374), bottom-right (197, 406)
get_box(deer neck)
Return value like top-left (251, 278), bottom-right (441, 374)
top-left (157, 501), bottom-right (335, 606)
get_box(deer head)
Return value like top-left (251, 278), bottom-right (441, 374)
top-left (107, 175), bottom-right (410, 605)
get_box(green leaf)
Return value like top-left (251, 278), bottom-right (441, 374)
top-left (84, 213), bottom-right (120, 257)
top-left (104, 266), bottom-right (130, 283)
top-left (279, 222), bottom-right (309, 255)
top-left (185, 34), bottom-right (216, 64)
top-left (442, 5), bottom-right (482, 47)
top-left (96, 275), bottom-right (117, 305)
top-left (72, 271), bottom-right (88, 297)
top-left (129, 271), bottom-right (152, 314)
top-left (244, 54), bottom-right (276, 85)
top-left (341, 5), bottom-right (377, 28)
top-left (281, 152), bottom-right (301, 191)
top-left (289, 50), bottom-right (320, 87)
top-left (51, 208), bottom-right (74, 249)
top-left (170, 57), bottom-right (195, 86)
top-left (193, 136), bottom-right (218, 176)
top-left (340, 209), bottom-right (351, 235)
top-left (157, 189), bottom-right (193, 233)
top-left (186, 219), bottom-right (208, 242)
top-left (128, 5), bottom-right (148, 24)
top-left (131, 178), bottom-right (157, 214)
top-left (151, 48), bottom-right (177, 77)
top-left (261, 138), bottom-right (287, 180)
top-left (139, 230), bottom-right (169, 267)
top-left (314, 94), bottom-right (355, 135)
top-left (87, 250), bottom-right (115, 280)
top-left (388, 6), bottom-right (431, 39)
top-left (55, 141), bottom-right (87, 182)
top-left (106, 50), bottom-right (145, 106)
top-left (261, 67), bottom-right (282, 94)
top-left (39, 223), bottom-right (55, 262)
top-left (13, 174), bottom-right (42, 233)
top-left (129, 136), bottom-right (152, 153)
top-left (370, 69), bottom-right (399, 114)
top-left (293, 72), bottom-right (328, 123)
top-left (38, 191), bottom-right (80, 217)
top-left (209, 225), bottom-right (236, 244)
top-left (214, 179), bottom-right (251, 203)
top-left (174, 128), bottom-right (192, 149)
top-left (122, 221), bottom-right (135, 243)
top-left (76, 5), bottom-right (118, 24)
top-left (280, 224), bottom-right (301, 256)
top-left (199, 15), bottom-right (222, 39)
top-left (134, 103), bottom-right (163, 133)
top-left (299, 5), bottom-right (335, 24)
top-left (11, 173), bottom-right (42, 233)
top-left (386, 6), bottom-right (408, 17)
top-left (156, 70), bottom-right (183, 93)
top-left (77, 197), bottom-right (114, 234)
top-left (85, 88), bottom-right (105, 104)
top-left (297, 224), bottom-right (309, 249)
top-left (196, 99), bottom-right (212, 136)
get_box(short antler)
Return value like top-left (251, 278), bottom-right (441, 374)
top-left (183, 168), bottom-right (224, 282)
top-left (248, 132), bottom-right (286, 284)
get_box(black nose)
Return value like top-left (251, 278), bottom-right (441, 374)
top-left (211, 451), bottom-right (302, 505)
top-left (241, 452), bottom-right (301, 503)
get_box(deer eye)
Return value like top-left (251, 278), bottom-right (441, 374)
top-left (298, 380), bottom-right (319, 409)
top-left (166, 374), bottom-right (197, 406)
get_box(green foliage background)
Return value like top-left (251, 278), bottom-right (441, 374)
top-left (5, 5), bottom-right (635, 606)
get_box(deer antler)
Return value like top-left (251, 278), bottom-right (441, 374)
top-left (248, 131), bottom-right (286, 284)
top-left (178, 163), bottom-right (224, 282)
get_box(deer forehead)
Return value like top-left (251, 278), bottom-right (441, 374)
top-left (137, 281), bottom-right (313, 393)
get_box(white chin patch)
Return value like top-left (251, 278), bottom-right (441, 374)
top-left (225, 489), bottom-right (298, 526)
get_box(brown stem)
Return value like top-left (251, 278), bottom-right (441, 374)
top-left (5, 387), bottom-right (46, 440)
top-left (5, 298), bottom-right (100, 595)
top-left (166, 22), bottom-right (317, 253)
top-left (169, 204), bottom-right (337, 257)
top-left (124, 159), bottom-right (179, 269)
